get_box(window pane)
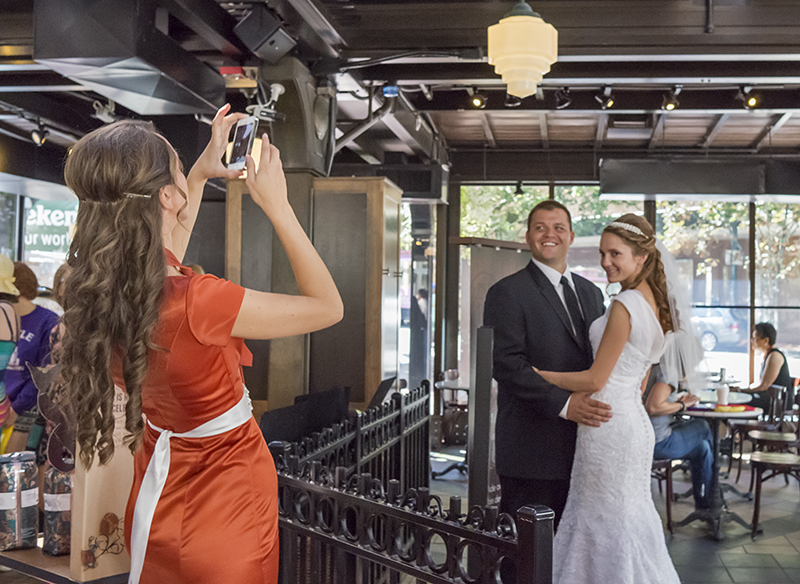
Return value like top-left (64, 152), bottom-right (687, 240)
top-left (0, 192), bottom-right (16, 259)
top-left (460, 185), bottom-right (548, 241)
top-left (23, 197), bottom-right (77, 291)
top-left (656, 201), bottom-right (751, 384)
top-left (656, 201), bottom-right (749, 307)
top-left (557, 186), bottom-right (644, 295)
top-left (755, 203), bottom-right (800, 308)
top-left (754, 308), bottom-right (799, 384)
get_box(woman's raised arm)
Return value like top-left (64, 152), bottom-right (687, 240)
top-left (175, 104), bottom-right (247, 262)
top-left (230, 134), bottom-right (343, 340)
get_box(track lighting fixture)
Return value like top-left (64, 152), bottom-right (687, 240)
top-left (514, 181), bottom-right (524, 195)
top-left (30, 122), bottom-right (48, 147)
top-left (737, 87), bottom-right (759, 109)
top-left (595, 87), bottom-right (614, 110)
top-left (555, 87), bottom-right (572, 110)
top-left (661, 87), bottom-right (681, 111)
top-left (470, 89), bottom-right (488, 109)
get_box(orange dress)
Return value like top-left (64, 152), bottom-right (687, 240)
top-left (115, 251), bottom-right (278, 584)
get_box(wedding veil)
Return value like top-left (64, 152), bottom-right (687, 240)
top-left (656, 239), bottom-right (706, 392)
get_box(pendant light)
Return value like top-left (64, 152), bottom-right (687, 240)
top-left (488, 1), bottom-right (558, 99)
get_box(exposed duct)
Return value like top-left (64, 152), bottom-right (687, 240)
top-left (33, 0), bottom-right (226, 115)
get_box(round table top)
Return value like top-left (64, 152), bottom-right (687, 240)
top-left (684, 406), bottom-right (763, 419)
top-left (695, 390), bottom-right (753, 405)
top-left (434, 380), bottom-right (470, 391)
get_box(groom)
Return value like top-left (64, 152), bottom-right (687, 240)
top-left (484, 200), bottom-right (610, 529)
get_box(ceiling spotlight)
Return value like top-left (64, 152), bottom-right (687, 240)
top-left (30, 122), bottom-right (48, 147)
top-left (737, 87), bottom-right (759, 109)
top-left (555, 87), bottom-right (572, 109)
top-left (595, 87), bottom-right (615, 110)
top-left (470, 89), bottom-right (488, 109)
top-left (661, 87), bottom-right (681, 111)
top-left (505, 93), bottom-right (522, 108)
top-left (514, 181), bottom-right (524, 195)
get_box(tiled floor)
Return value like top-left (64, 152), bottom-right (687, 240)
top-left (3, 450), bottom-right (799, 583)
top-left (431, 448), bottom-right (800, 584)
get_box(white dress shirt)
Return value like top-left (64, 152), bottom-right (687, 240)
top-left (531, 258), bottom-right (585, 419)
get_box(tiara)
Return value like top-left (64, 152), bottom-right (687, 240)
top-left (607, 221), bottom-right (647, 238)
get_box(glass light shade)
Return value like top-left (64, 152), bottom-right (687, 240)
top-left (488, 13), bottom-right (558, 98)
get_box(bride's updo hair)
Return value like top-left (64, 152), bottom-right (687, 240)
top-left (603, 214), bottom-right (674, 334)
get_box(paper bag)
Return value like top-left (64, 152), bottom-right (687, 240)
top-left (70, 386), bottom-right (133, 581)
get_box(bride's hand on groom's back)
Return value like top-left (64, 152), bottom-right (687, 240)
top-left (567, 393), bottom-right (613, 427)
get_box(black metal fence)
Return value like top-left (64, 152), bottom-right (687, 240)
top-left (275, 382), bottom-right (431, 493)
top-left (268, 450), bottom-right (554, 584)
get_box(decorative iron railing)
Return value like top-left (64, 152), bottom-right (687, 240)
top-left (274, 382), bottom-right (430, 493)
top-left (267, 448), bottom-right (554, 584)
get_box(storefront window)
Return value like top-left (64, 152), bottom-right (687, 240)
top-left (754, 203), bottom-right (800, 384)
top-left (656, 201), bottom-right (750, 383)
top-left (0, 192), bottom-right (17, 259)
top-left (23, 196), bottom-right (77, 291)
top-left (460, 184), bottom-right (548, 240)
top-left (557, 186), bottom-right (644, 298)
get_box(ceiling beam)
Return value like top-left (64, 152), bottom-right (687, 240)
top-left (539, 113), bottom-right (549, 150)
top-left (266, 0), bottom-right (344, 58)
top-left (480, 114), bottom-right (496, 148)
top-left (360, 60), bottom-right (800, 88)
top-left (754, 112), bottom-right (793, 151)
top-left (408, 88), bottom-right (800, 114)
top-left (329, 2), bottom-right (800, 56)
top-left (649, 114), bottom-right (666, 149)
top-left (0, 93), bottom-right (99, 136)
top-left (158, 0), bottom-right (249, 56)
top-left (596, 114), bottom-right (608, 149)
top-left (701, 113), bottom-right (730, 148)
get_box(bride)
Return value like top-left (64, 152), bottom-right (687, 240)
top-left (536, 214), bottom-right (681, 584)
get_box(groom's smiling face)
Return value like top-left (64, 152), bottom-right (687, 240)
top-left (525, 208), bottom-right (575, 271)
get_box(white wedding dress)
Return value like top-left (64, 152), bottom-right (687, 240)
top-left (553, 290), bottom-right (681, 584)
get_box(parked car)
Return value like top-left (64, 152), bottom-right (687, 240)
top-left (690, 308), bottom-right (748, 352)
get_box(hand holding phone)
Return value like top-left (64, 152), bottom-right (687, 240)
top-left (228, 116), bottom-right (259, 170)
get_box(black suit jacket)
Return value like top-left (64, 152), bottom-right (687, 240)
top-left (484, 260), bottom-right (605, 481)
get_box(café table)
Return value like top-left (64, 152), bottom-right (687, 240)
top-left (695, 390), bottom-right (753, 405)
top-left (674, 404), bottom-right (763, 540)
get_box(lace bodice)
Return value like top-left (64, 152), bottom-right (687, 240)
top-left (589, 289), bottom-right (666, 399)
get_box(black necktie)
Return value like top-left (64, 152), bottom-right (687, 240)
top-left (561, 276), bottom-right (585, 342)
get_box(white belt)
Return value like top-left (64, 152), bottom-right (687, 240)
top-left (128, 389), bottom-right (252, 584)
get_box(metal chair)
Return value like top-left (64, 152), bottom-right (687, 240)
top-left (750, 451), bottom-right (800, 539)
top-left (728, 384), bottom-right (786, 482)
top-left (651, 458), bottom-right (676, 534)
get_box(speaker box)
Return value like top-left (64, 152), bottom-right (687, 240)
top-left (234, 5), bottom-right (296, 64)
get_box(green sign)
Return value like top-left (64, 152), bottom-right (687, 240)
top-left (25, 200), bottom-right (78, 254)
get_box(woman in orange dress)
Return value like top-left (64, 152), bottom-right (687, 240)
top-left (58, 106), bottom-right (343, 584)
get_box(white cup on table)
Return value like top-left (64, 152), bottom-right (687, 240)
top-left (716, 384), bottom-right (730, 405)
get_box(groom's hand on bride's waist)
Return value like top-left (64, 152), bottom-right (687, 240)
top-left (566, 393), bottom-right (613, 427)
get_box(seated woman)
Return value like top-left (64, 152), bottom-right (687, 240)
top-left (644, 365), bottom-right (713, 510)
top-left (732, 322), bottom-right (792, 413)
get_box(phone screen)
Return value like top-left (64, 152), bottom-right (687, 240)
top-left (229, 120), bottom-right (256, 167)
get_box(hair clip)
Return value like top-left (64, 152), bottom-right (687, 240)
top-left (124, 192), bottom-right (152, 199)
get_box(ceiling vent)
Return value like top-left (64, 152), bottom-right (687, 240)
top-left (33, 0), bottom-right (225, 115)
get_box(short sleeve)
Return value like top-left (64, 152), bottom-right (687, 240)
top-left (612, 290), bottom-right (664, 361)
top-left (186, 274), bottom-right (246, 346)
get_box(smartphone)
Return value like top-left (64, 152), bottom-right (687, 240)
top-left (228, 116), bottom-right (259, 170)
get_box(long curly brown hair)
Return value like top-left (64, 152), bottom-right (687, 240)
top-left (603, 214), bottom-right (674, 334)
top-left (61, 120), bottom-right (177, 468)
